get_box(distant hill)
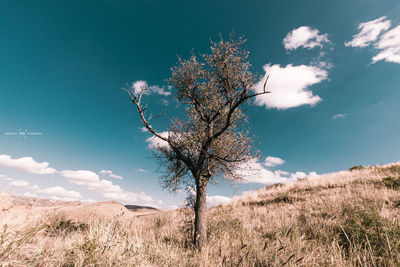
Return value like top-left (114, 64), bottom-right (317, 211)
top-left (124, 204), bottom-right (158, 211)
top-left (2, 194), bottom-right (158, 212)
top-left (0, 195), bottom-right (160, 225)
top-left (4, 194), bottom-right (80, 207)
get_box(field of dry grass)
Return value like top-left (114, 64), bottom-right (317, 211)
top-left (1, 162), bottom-right (400, 266)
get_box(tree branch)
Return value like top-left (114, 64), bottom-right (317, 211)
top-left (124, 85), bottom-right (168, 142)
top-left (124, 84), bottom-right (196, 172)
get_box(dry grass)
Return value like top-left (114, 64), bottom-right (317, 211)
top-left (1, 162), bottom-right (400, 266)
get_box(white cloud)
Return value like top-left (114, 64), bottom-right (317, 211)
top-left (345, 16), bottom-right (391, 48)
top-left (372, 25), bottom-right (400, 64)
top-left (100, 170), bottom-right (123, 180)
top-left (206, 195), bottom-right (231, 207)
top-left (0, 154), bottom-right (155, 204)
top-left (60, 170), bottom-right (99, 185)
top-left (275, 170), bottom-right (289, 176)
top-left (61, 170), bottom-right (122, 194)
top-left (148, 85), bottom-right (171, 96)
top-left (235, 158), bottom-right (296, 185)
top-left (132, 80), bottom-right (147, 94)
top-left (235, 158), bottom-right (318, 185)
top-left (293, 171), bottom-right (318, 179)
top-left (0, 154), bottom-right (56, 175)
top-left (24, 188), bottom-right (81, 202)
top-left (132, 80), bottom-right (170, 96)
top-left (290, 172), bottom-right (305, 179)
top-left (345, 17), bottom-right (400, 64)
top-left (331, 113), bottom-right (347, 120)
top-left (31, 185), bottom-right (40, 190)
top-left (283, 26), bottom-right (330, 50)
top-left (87, 179), bottom-right (123, 194)
top-left (0, 174), bottom-right (13, 181)
top-left (22, 184), bottom-right (81, 201)
top-left (146, 131), bottom-right (170, 150)
top-left (140, 127), bottom-right (149, 132)
top-left (60, 169), bottom-right (153, 203)
top-left (265, 156), bottom-right (285, 167)
top-left (137, 168), bottom-right (148, 173)
top-left (9, 179), bottom-right (29, 187)
top-left (38, 186), bottom-right (82, 199)
top-left (254, 64), bottom-right (328, 109)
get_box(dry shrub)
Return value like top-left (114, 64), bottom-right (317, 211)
top-left (45, 216), bottom-right (88, 237)
top-left (337, 201), bottom-right (400, 265)
top-left (349, 165), bottom-right (365, 171)
top-left (382, 176), bottom-right (400, 189)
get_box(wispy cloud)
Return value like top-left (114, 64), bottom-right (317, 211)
top-left (345, 16), bottom-right (391, 48)
top-left (283, 26), bottom-right (330, 50)
top-left (372, 25), bottom-right (400, 64)
top-left (100, 170), bottom-right (123, 180)
top-left (206, 195), bottom-right (231, 207)
top-left (132, 80), bottom-right (171, 96)
top-left (137, 168), bottom-right (148, 173)
top-left (346, 16), bottom-right (400, 64)
top-left (253, 64), bottom-right (328, 109)
top-left (264, 156), bottom-right (285, 167)
top-left (0, 154), bottom-right (56, 175)
top-left (331, 113), bottom-right (347, 120)
top-left (146, 131), bottom-right (169, 150)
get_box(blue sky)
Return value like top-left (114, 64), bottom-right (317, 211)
top-left (1, 0), bottom-right (399, 208)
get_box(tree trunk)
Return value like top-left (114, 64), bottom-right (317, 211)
top-left (193, 179), bottom-right (208, 250)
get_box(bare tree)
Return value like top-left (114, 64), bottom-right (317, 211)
top-left (125, 34), bottom-right (269, 249)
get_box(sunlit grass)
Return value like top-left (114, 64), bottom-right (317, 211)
top-left (1, 162), bottom-right (400, 266)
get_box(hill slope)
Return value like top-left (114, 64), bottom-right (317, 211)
top-left (1, 162), bottom-right (400, 266)
top-left (0, 196), bottom-right (159, 226)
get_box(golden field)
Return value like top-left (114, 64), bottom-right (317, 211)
top-left (1, 163), bottom-right (400, 266)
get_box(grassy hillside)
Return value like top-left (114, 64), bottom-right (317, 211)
top-left (1, 163), bottom-right (400, 266)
